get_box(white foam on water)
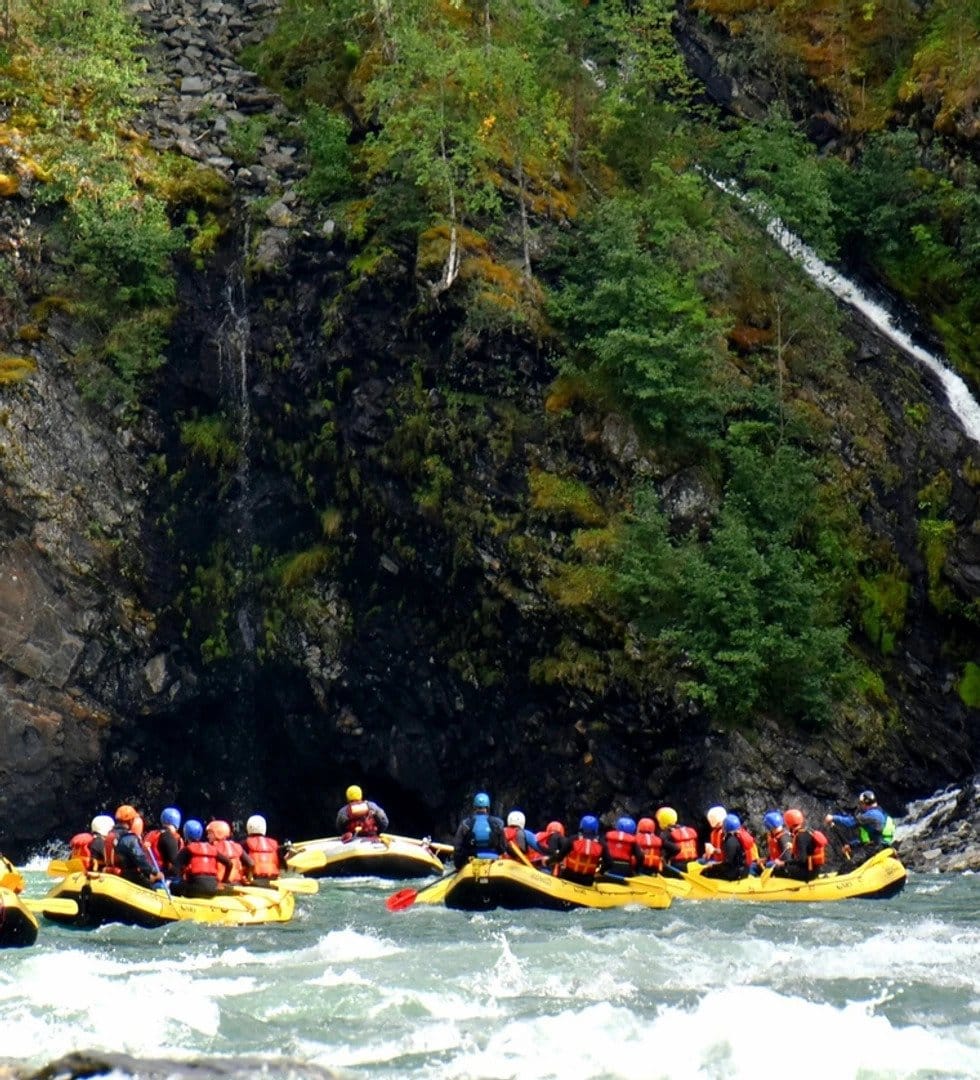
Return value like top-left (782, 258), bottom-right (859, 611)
top-left (435, 988), bottom-right (980, 1080)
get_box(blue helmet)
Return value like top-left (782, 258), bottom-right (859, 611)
top-left (616, 816), bottom-right (637, 835)
top-left (473, 792), bottom-right (491, 810)
top-left (723, 813), bottom-right (741, 833)
top-left (579, 815), bottom-right (599, 837)
top-left (161, 807), bottom-right (181, 829)
top-left (183, 819), bottom-right (203, 841)
top-left (763, 810), bottom-right (783, 831)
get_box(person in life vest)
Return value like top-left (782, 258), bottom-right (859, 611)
top-left (700, 813), bottom-right (749, 880)
top-left (205, 820), bottom-right (254, 886)
top-left (243, 814), bottom-right (285, 882)
top-left (105, 804), bottom-right (163, 888)
top-left (633, 817), bottom-right (664, 874)
top-left (70, 814), bottom-right (114, 871)
top-left (558, 815), bottom-right (604, 886)
top-left (655, 807), bottom-right (699, 868)
top-left (602, 816), bottom-right (638, 878)
top-left (453, 792), bottom-right (505, 869)
top-left (171, 819), bottom-right (232, 898)
top-left (336, 785), bottom-right (390, 840)
top-left (824, 790), bottom-right (895, 864)
top-left (143, 807), bottom-right (183, 880)
top-left (701, 806), bottom-right (727, 863)
top-left (771, 808), bottom-right (828, 881)
top-left (761, 810), bottom-right (792, 867)
top-left (502, 810), bottom-right (546, 862)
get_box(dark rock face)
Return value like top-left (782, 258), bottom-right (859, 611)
top-left (13, 1049), bottom-right (338, 1079)
top-left (0, 0), bottom-right (976, 864)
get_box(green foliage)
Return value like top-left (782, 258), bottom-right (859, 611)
top-left (225, 114), bottom-right (272, 164)
top-left (548, 193), bottom-right (727, 446)
top-left (957, 662), bottom-right (980, 709)
top-left (276, 545), bottom-right (333, 589)
top-left (300, 105), bottom-right (352, 203)
top-left (614, 436), bottom-right (853, 724)
top-left (918, 517), bottom-right (955, 607)
top-left (529, 470), bottom-right (606, 527)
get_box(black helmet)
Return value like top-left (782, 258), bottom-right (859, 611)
top-left (859, 790), bottom-right (876, 805)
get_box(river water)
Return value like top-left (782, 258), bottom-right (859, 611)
top-left (2, 865), bottom-right (978, 1079)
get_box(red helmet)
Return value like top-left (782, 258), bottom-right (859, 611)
top-left (784, 808), bottom-right (805, 829)
top-left (637, 817), bottom-right (656, 833)
top-left (546, 821), bottom-right (565, 836)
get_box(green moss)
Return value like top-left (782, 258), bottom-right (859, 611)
top-left (858, 571), bottom-right (909, 655)
top-left (528, 468), bottom-right (606, 526)
top-left (957, 662), bottom-right (980, 709)
top-left (903, 402), bottom-right (929, 429)
top-left (918, 517), bottom-right (955, 606)
top-left (917, 470), bottom-right (952, 516)
top-left (0, 355), bottom-right (37, 385)
top-left (277, 545), bottom-right (333, 588)
top-left (179, 415), bottom-right (239, 469)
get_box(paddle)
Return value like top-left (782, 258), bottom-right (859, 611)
top-left (382, 833), bottom-right (455, 857)
top-left (243, 875), bottom-right (319, 895)
top-left (23, 897), bottom-right (78, 917)
top-left (666, 860), bottom-right (724, 894)
top-left (0, 871), bottom-right (25, 893)
top-left (46, 858), bottom-right (87, 877)
top-left (386, 865), bottom-right (459, 911)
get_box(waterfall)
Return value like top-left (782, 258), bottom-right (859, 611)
top-left (217, 222), bottom-right (256, 656)
top-left (711, 177), bottom-right (980, 447)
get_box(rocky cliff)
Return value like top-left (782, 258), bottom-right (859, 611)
top-left (0, 0), bottom-right (977, 867)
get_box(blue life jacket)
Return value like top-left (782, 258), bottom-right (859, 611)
top-left (471, 813), bottom-right (496, 857)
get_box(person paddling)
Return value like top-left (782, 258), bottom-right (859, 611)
top-left (206, 820), bottom-right (253, 886)
top-left (700, 814), bottom-right (749, 881)
top-left (825, 790), bottom-right (895, 864)
top-left (556, 815), bottom-right (603, 885)
top-left (104, 805), bottom-right (164, 889)
top-left (770, 809), bottom-right (828, 881)
top-left (243, 814), bottom-right (286, 883)
top-left (172, 819), bottom-right (232, 898)
top-left (336, 785), bottom-right (389, 840)
top-left (144, 807), bottom-right (183, 882)
top-left (502, 810), bottom-right (546, 861)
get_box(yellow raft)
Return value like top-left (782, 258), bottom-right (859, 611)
top-left (660, 848), bottom-right (907, 902)
top-left (287, 833), bottom-right (449, 879)
top-left (413, 857), bottom-right (672, 912)
top-left (44, 869), bottom-right (295, 928)
top-left (0, 856), bottom-right (38, 948)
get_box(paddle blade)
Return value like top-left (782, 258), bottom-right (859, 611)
top-left (46, 858), bottom-right (86, 877)
top-left (385, 888), bottom-right (419, 912)
top-left (25, 897), bottom-right (78, 916)
top-left (278, 877), bottom-right (319, 895)
top-left (0, 871), bottom-right (25, 893)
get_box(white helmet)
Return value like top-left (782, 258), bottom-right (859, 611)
top-left (90, 814), bottom-right (114, 837)
top-left (506, 810), bottom-right (526, 829)
top-left (246, 814), bottom-right (267, 836)
top-left (706, 806), bottom-right (727, 828)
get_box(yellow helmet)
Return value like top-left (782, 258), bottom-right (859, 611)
top-left (346, 785), bottom-right (363, 802)
top-left (655, 806), bottom-right (678, 829)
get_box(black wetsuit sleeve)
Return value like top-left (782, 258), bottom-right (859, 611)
top-left (158, 831), bottom-right (180, 869)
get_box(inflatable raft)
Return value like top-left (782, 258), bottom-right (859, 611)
top-left (286, 833), bottom-right (449, 879)
top-left (662, 848), bottom-right (907, 902)
top-left (1, 857), bottom-right (38, 948)
top-left (408, 857), bottom-right (672, 911)
top-left (43, 870), bottom-right (295, 928)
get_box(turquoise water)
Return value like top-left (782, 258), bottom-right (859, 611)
top-left (2, 865), bottom-right (979, 1079)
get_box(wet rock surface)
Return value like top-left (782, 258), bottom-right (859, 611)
top-left (11, 1050), bottom-right (339, 1079)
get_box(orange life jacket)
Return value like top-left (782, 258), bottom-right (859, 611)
top-left (707, 825), bottom-right (724, 861)
top-left (563, 836), bottom-right (603, 876)
top-left (215, 839), bottom-right (245, 884)
top-left (791, 828), bottom-right (828, 871)
top-left (183, 840), bottom-right (219, 879)
top-left (244, 834), bottom-right (279, 878)
top-left (345, 800), bottom-right (379, 837)
top-left (668, 825), bottom-right (698, 862)
top-left (767, 830), bottom-right (788, 861)
top-left (604, 830), bottom-right (636, 869)
top-left (69, 832), bottom-right (95, 871)
top-left (102, 831), bottom-right (122, 875)
top-left (634, 831), bottom-right (663, 871)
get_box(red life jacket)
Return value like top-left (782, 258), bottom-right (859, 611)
top-left (70, 833), bottom-right (95, 871)
top-left (245, 834), bottom-right (279, 878)
top-left (707, 825), bottom-right (724, 861)
top-left (634, 831), bottom-right (663, 871)
top-left (791, 829), bottom-right (828, 871)
top-left (144, 827), bottom-right (182, 871)
top-left (102, 831), bottom-right (122, 875)
top-left (767, 830), bottom-right (788, 860)
top-left (183, 840), bottom-right (219, 879)
top-left (503, 825), bottom-right (527, 856)
top-left (668, 825), bottom-right (698, 862)
top-left (736, 827), bottom-right (761, 865)
top-left (604, 830), bottom-right (636, 868)
top-left (215, 839), bottom-right (245, 884)
top-left (563, 837), bottom-right (603, 876)
top-left (345, 800), bottom-right (379, 837)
